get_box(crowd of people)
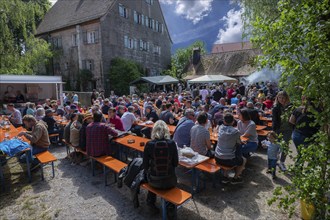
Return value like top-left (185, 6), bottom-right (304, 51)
top-left (2, 80), bottom-right (321, 217)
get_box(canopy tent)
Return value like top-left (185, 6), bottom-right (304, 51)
top-left (187, 74), bottom-right (237, 84)
top-left (0, 75), bottom-right (65, 106)
top-left (130, 75), bottom-right (179, 85)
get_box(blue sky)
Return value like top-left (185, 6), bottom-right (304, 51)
top-left (50, 0), bottom-right (244, 53)
top-left (159, 0), bottom-right (243, 52)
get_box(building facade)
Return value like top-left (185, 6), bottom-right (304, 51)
top-left (36, 0), bottom-right (172, 93)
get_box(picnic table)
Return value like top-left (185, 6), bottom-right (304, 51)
top-left (0, 122), bottom-right (32, 189)
top-left (113, 134), bottom-right (209, 193)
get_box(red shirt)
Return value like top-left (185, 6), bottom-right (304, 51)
top-left (263, 100), bottom-right (274, 109)
top-left (227, 88), bottom-right (235, 99)
top-left (86, 122), bottom-right (118, 157)
top-left (174, 98), bottom-right (181, 107)
top-left (108, 115), bottom-right (125, 131)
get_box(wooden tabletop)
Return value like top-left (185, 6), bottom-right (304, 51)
top-left (113, 134), bottom-right (150, 152)
top-left (138, 122), bottom-right (176, 134)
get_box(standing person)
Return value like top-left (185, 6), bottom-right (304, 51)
top-left (289, 98), bottom-right (320, 163)
top-left (7, 103), bottom-right (23, 127)
top-left (17, 115), bottom-right (50, 169)
top-left (190, 112), bottom-right (213, 157)
top-left (143, 120), bottom-right (178, 216)
top-left (91, 89), bottom-right (98, 105)
top-left (200, 86), bottom-right (209, 104)
top-left (262, 131), bottom-right (281, 179)
top-left (272, 91), bottom-right (292, 171)
top-left (72, 92), bottom-right (79, 104)
top-left (215, 113), bottom-right (246, 184)
top-left (237, 109), bottom-right (258, 157)
top-left (86, 111), bottom-right (118, 157)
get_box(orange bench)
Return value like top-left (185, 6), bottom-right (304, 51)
top-left (195, 159), bottom-right (220, 189)
top-left (35, 151), bottom-right (57, 180)
top-left (141, 183), bottom-right (192, 220)
top-left (92, 156), bottom-right (127, 185)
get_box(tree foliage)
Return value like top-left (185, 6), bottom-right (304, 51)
top-left (240, 0), bottom-right (330, 218)
top-left (164, 40), bottom-right (207, 79)
top-left (107, 57), bottom-right (144, 95)
top-left (0, 0), bottom-right (52, 74)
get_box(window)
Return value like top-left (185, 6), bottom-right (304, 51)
top-left (124, 36), bottom-right (134, 49)
top-left (145, 16), bottom-right (149, 27)
top-left (134, 11), bottom-right (143, 24)
top-left (148, 18), bottom-right (154, 29)
top-left (87, 31), bottom-right (95, 44)
top-left (153, 45), bottom-right (161, 55)
top-left (145, 0), bottom-right (153, 5)
top-left (72, 34), bottom-right (78, 46)
top-left (82, 59), bottom-right (94, 71)
top-left (52, 37), bottom-right (62, 49)
top-left (155, 21), bottom-right (162, 33)
top-left (83, 30), bottom-right (99, 44)
top-left (119, 4), bottom-right (129, 18)
top-left (139, 40), bottom-right (149, 51)
top-left (64, 62), bottom-right (69, 70)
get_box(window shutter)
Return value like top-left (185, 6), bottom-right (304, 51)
top-left (82, 60), bottom-right (86, 69)
top-left (94, 29), bottom-right (99, 43)
top-left (82, 31), bottom-right (87, 44)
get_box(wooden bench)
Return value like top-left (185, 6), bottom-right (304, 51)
top-left (92, 156), bottom-right (127, 185)
top-left (49, 133), bottom-right (60, 145)
top-left (195, 159), bottom-right (220, 189)
top-left (141, 183), bottom-right (192, 220)
top-left (206, 158), bottom-right (237, 178)
top-left (35, 151), bottom-right (57, 180)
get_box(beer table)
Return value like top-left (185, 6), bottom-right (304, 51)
top-left (0, 123), bottom-right (32, 191)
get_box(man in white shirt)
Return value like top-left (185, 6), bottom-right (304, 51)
top-left (121, 106), bottom-right (138, 132)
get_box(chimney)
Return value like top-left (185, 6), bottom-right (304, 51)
top-left (192, 47), bottom-right (201, 65)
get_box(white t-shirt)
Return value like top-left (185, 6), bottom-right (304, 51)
top-left (121, 112), bottom-right (137, 131)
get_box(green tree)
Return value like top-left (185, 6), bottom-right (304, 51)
top-left (164, 40), bottom-right (207, 79)
top-left (0, 0), bottom-right (52, 74)
top-left (107, 58), bottom-right (144, 95)
top-left (240, 0), bottom-right (330, 218)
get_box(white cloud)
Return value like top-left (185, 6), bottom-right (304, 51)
top-left (160, 0), bottom-right (213, 24)
top-left (215, 8), bottom-right (244, 43)
top-left (172, 20), bottom-right (219, 44)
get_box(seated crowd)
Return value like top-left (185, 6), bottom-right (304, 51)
top-left (4, 81), bottom-right (320, 217)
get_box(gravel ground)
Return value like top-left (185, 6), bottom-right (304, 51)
top-left (0, 143), bottom-right (300, 220)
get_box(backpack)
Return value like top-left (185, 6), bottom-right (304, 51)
top-left (120, 157), bottom-right (144, 188)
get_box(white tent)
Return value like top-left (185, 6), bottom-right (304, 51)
top-left (187, 75), bottom-right (237, 84)
top-left (0, 75), bottom-right (65, 106)
top-left (130, 75), bottom-right (179, 85)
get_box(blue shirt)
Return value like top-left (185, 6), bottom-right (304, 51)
top-left (267, 143), bottom-right (280, 160)
top-left (173, 117), bottom-right (195, 148)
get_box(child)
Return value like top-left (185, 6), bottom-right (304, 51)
top-left (262, 131), bottom-right (281, 179)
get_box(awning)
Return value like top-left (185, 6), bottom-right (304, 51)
top-left (0, 75), bottom-right (64, 84)
top-left (187, 74), bottom-right (237, 84)
top-left (130, 75), bottom-right (178, 85)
